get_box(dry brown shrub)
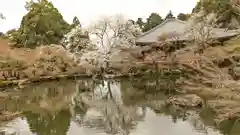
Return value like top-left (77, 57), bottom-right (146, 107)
top-left (203, 47), bottom-right (228, 60)
top-left (23, 45), bottom-right (82, 77)
top-left (173, 45), bottom-right (240, 123)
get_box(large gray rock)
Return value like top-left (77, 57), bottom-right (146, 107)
top-left (167, 94), bottom-right (202, 107)
top-left (232, 54), bottom-right (240, 61)
top-left (232, 62), bottom-right (240, 79)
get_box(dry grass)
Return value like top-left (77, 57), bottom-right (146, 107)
top-left (0, 38), bottom-right (82, 79)
top-left (171, 38), bottom-right (240, 123)
top-left (203, 38), bottom-right (240, 60)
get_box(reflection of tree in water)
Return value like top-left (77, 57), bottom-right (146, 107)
top-left (125, 74), bottom-right (222, 134)
top-left (24, 110), bottom-right (71, 135)
top-left (217, 118), bottom-right (240, 135)
top-left (74, 80), bottom-right (146, 135)
top-left (122, 74), bottom-right (179, 97)
top-left (4, 76), bottom-right (231, 135)
top-left (94, 81), bottom-right (136, 135)
top-left (2, 79), bottom-right (148, 135)
top-left (153, 104), bottom-right (188, 123)
top-left (99, 75), bottom-right (180, 134)
top-left (75, 77), bottom-right (240, 135)
top-left (187, 102), bottom-right (240, 135)
top-left (69, 79), bottom-right (99, 118)
top-left (5, 80), bottom-right (77, 108)
top-left (156, 103), bottom-right (219, 135)
top-left (120, 77), bottom-right (174, 106)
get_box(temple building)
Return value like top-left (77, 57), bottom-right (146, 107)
top-left (136, 18), bottom-right (240, 45)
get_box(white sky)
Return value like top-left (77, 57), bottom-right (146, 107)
top-left (0, 0), bottom-right (198, 32)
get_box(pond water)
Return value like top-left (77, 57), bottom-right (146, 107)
top-left (0, 77), bottom-right (239, 135)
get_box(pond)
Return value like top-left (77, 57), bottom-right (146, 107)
top-left (0, 76), bottom-right (239, 135)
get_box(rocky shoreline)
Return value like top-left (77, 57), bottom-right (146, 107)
top-left (0, 68), bottom-right (177, 89)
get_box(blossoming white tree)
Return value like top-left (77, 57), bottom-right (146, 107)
top-left (62, 25), bottom-right (92, 54)
top-left (62, 14), bottom-right (142, 68)
top-left (87, 14), bottom-right (142, 67)
top-left (89, 15), bottom-right (141, 48)
top-left (61, 25), bottom-right (94, 63)
top-left (187, 11), bottom-right (216, 53)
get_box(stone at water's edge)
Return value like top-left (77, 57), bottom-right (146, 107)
top-left (0, 112), bottom-right (22, 121)
top-left (232, 54), bottom-right (240, 61)
top-left (233, 63), bottom-right (240, 77)
top-left (167, 94), bottom-right (202, 107)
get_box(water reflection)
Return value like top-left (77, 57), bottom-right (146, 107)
top-left (0, 77), bottom-right (233, 135)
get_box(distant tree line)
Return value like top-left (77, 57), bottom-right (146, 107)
top-left (132, 11), bottom-right (191, 32)
top-left (132, 0), bottom-right (240, 32)
top-left (0, 0), bottom-right (239, 48)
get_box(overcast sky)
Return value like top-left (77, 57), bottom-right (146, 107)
top-left (0, 0), bottom-right (198, 32)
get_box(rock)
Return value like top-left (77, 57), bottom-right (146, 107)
top-left (229, 62), bottom-right (240, 80)
top-left (232, 54), bottom-right (240, 61)
top-left (17, 79), bottom-right (29, 86)
top-left (232, 63), bottom-right (240, 79)
top-left (0, 112), bottom-right (21, 121)
top-left (217, 58), bottom-right (234, 68)
top-left (167, 94), bottom-right (202, 107)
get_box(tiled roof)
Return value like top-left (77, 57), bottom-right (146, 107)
top-left (136, 18), bottom-right (240, 43)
